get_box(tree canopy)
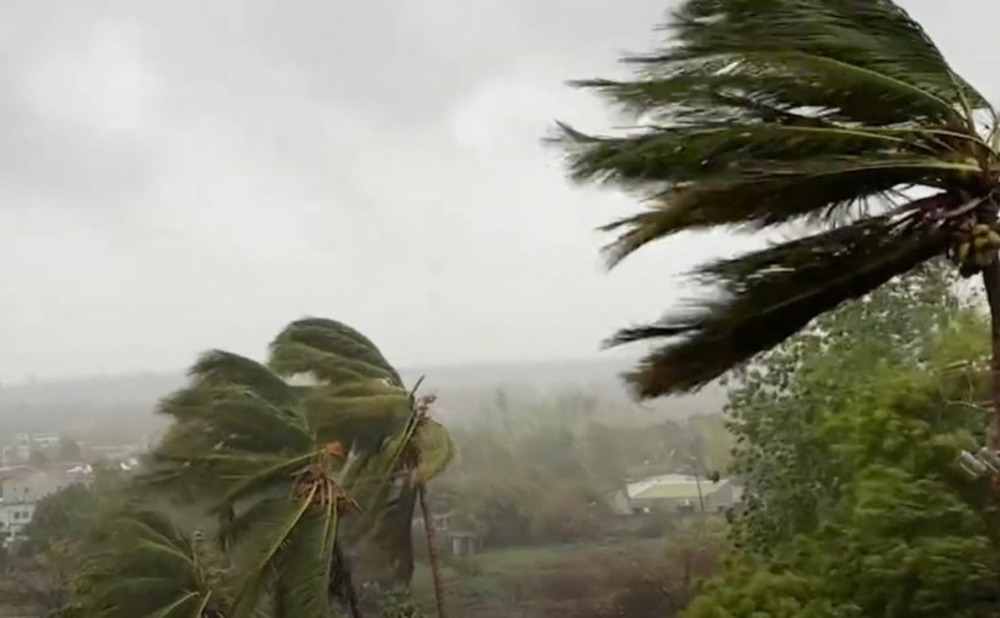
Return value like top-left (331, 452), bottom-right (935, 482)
top-left (684, 264), bottom-right (1000, 616)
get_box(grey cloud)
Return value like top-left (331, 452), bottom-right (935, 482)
top-left (0, 0), bottom-right (980, 382)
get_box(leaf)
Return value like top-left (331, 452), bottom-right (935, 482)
top-left (414, 420), bottom-right (456, 483)
top-left (226, 495), bottom-right (317, 618)
top-left (271, 508), bottom-right (341, 618)
top-left (608, 216), bottom-right (948, 397)
top-left (189, 350), bottom-right (295, 405)
top-left (74, 510), bottom-right (220, 618)
top-left (155, 385), bottom-right (312, 456)
top-left (268, 317), bottom-right (403, 386)
top-left (301, 386), bottom-right (413, 450)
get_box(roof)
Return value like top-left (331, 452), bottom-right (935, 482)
top-left (0, 463), bottom-right (93, 480)
top-left (626, 473), bottom-right (733, 502)
top-left (631, 482), bottom-right (728, 501)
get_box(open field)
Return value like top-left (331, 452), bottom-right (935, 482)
top-left (411, 537), bottom-right (684, 618)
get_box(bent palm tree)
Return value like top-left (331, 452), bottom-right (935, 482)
top-left (143, 317), bottom-right (452, 617)
top-left (555, 0), bottom-right (1000, 443)
top-left (73, 509), bottom-right (227, 618)
top-left (376, 392), bottom-right (454, 618)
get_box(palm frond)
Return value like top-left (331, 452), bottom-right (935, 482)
top-left (301, 383), bottom-right (413, 452)
top-left (225, 495), bottom-right (316, 617)
top-left (414, 420), bottom-right (456, 483)
top-left (142, 452), bottom-right (309, 507)
top-left (608, 215), bottom-right (949, 397)
top-left (155, 386), bottom-right (312, 456)
top-left (268, 317), bottom-right (403, 387)
top-left (553, 0), bottom-right (997, 265)
top-left (74, 509), bottom-right (222, 618)
top-left (271, 508), bottom-right (341, 617)
top-left (644, 0), bottom-right (989, 123)
top-left (189, 350), bottom-right (296, 405)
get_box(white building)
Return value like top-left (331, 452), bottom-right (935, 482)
top-left (0, 464), bottom-right (92, 547)
top-left (625, 473), bottom-right (744, 513)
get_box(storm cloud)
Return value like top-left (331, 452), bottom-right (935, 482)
top-left (0, 0), bottom-right (987, 381)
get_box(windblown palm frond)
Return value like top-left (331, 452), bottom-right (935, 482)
top-left (268, 317), bottom-right (404, 387)
top-left (554, 0), bottom-right (1000, 398)
top-left (74, 509), bottom-right (226, 618)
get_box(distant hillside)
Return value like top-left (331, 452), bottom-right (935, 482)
top-left (0, 357), bottom-right (728, 441)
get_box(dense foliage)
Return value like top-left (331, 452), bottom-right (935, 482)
top-left (685, 265), bottom-right (1000, 616)
top-left (725, 262), bottom-right (966, 550)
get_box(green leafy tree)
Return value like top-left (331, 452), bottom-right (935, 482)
top-left (726, 262), bottom-right (966, 551)
top-left (686, 355), bottom-right (1000, 616)
top-left (21, 484), bottom-right (99, 557)
top-left (555, 0), bottom-right (1000, 444)
top-left (684, 276), bottom-right (1000, 615)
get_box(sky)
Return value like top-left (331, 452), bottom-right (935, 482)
top-left (0, 0), bottom-right (992, 383)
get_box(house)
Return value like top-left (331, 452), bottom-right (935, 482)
top-left (3, 432), bottom-right (62, 465)
top-left (626, 473), bottom-right (743, 514)
top-left (0, 463), bottom-right (92, 547)
top-left (412, 511), bottom-right (483, 557)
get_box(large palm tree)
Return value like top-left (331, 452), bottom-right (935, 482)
top-left (555, 0), bottom-right (1000, 444)
top-left (143, 317), bottom-right (454, 617)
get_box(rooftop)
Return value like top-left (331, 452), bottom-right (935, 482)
top-left (626, 473), bottom-right (736, 501)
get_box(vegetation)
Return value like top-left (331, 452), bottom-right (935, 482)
top-left (436, 391), bottom-right (729, 549)
top-left (14, 317), bottom-right (457, 618)
top-left (73, 509), bottom-right (227, 618)
top-left (12, 1), bottom-right (1000, 617)
top-left (685, 264), bottom-right (1000, 616)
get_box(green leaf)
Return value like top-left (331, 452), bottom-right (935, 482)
top-left (302, 386), bottom-right (413, 449)
top-left (271, 508), bottom-right (341, 618)
top-left (268, 317), bottom-right (403, 386)
top-left (226, 495), bottom-right (316, 617)
top-left (608, 216), bottom-right (948, 397)
top-left (414, 420), bottom-right (456, 483)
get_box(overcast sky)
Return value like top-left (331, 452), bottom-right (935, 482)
top-left (0, 1), bottom-right (990, 382)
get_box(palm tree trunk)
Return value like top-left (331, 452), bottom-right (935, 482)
top-left (418, 483), bottom-right (447, 618)
top-left (694, 471), bottom-right (705, 514)
top-left (333, 544), bottom-right (363, 618)
top-left (981, 260), bottom-right (1000, 450)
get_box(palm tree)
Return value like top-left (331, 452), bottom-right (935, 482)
top-left (554, 0), bottom-right (1000, 444)
top-left (72, 509), bottom-right (227, 618)
top-left (143, 317), bottom-right (454, 617)
top-left (392, 392), bottom-right (454, 618)
top-left (345, 385), bottom-right (455, 617)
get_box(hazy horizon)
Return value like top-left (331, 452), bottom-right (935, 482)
top-left (0, 348), bottom-right (646, 387)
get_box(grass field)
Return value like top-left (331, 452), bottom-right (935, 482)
top-left (411, 537), bottom-right (670, 617)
